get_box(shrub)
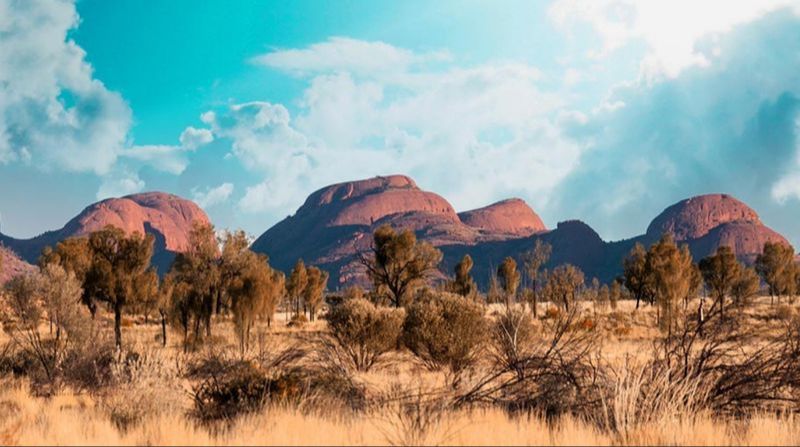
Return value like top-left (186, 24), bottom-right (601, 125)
top-left (325, 298), bottom-right (405, 371)
top-left (402, 290), bottom-right (487, 379)
top-left (288, 313), bottom-right (308, 327)
top-left (490, 307), bottom-right (535, 378)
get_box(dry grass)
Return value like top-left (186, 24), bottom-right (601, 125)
top-left (2, 298), bottom-right (800, 445)
top-left (1, 381), bottom-right (800, 446)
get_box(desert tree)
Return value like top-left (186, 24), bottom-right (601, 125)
top-left (303, 265), bottom-right (329, 321)
top-left (287, 259), bottom-right (308, 318)
top-left (39, 237), bottom-right (94, 316)
top-left (448, 254), bottom-right (478, 299)
top-left (699, 245), bottom-right (743, 320)
top-left (522, 240), bottom-right (552, 317)
top-left (497, 257), bottom-right (521, 307)
top-left (217, 229), bottom-right (252, 314)
top-left (623, 242), bottom-right (654, 309)
top-left (168, 222), bottom-right (220, 342)
top-left (359, 225), bottom-right (442, 307)
top-left (731, 266), bottom-right (760, 309)
top-left (755, 241), bottom-right (796, 304)
top-left (542, 264), bottom-right (585, 312)
top-left (646, 235), bottom-right (696, 335)
top-left (2, 265), bottom-right (88, 381)
top-left (228, 252), bottom-right (283, 354)
top-left (83, 226), bottom-right (154, 349)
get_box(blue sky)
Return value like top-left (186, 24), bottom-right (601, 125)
top-left (2, 0), bottom-right (800, 248)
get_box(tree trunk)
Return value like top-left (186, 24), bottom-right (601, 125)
top-left (114, 302), bottom-right (123, 350)
top-left (160, 312), bottom-right (168, 347)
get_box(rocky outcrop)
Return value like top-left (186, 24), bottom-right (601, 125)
top-left (646, 194), bottom-right (762, 241)
top-left (0, 192), bottom-right (210, 273)
top-left (253, 177), bottom-right (792, 288)
top-left (458, 198), bottom-right (546, 237)
top-left (0, 246), bottom-right (35, 284)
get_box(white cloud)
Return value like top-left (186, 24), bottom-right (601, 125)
top-left (202, 40), bottom-right (580, 221)
top-left (251, 36), bottom-right (450, 77)
top-left (0, 0), bottom-right (131, 174)
top-left (96, 168), bottom-right (144, 200)
top-left (549, 0), bottom-right (800, 79)
top-left (179, 126), bottom-right (214, 149)
top-left (192, 182), bottom-right (234, 209)
top-left (122, 145), bottom-right (189, 175)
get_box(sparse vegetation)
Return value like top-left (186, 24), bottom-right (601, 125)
top-left (3, 224), bottom-right (800, 446)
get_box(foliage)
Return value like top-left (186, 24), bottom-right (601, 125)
top-left (447, 254), bottom-right (478, 299)
top-left (359, 225), bottom-right (442, 307)
top-left (303, 266), bottom-right (329, 321)
top-left (325, 298), bottom-right (405, 371)
top-left (402, 290), bottom-right (487, 382)
top-left (755, 241), bottom-right (796, 303)
top-left (496, 257), bottom-right (520, 306)
top-left (541, 264), bottom-right (585, 311)
top-left (645, 235), bottom-right (697, 334)
top-left (522, 240), bottom-right (552, 317)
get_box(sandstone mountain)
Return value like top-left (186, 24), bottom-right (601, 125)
top-left (0, 192), bottom-right (210, 274)
top-left (0, 246), bottom-right (36, 283)
top-left (252, 176), bottom-right (791, 288)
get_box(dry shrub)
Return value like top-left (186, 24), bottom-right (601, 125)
top-left (774, 303), bottom-right (795, 321)
top-left (402, 290), bottom-right (488, 381)
top-left (325, 298), bottom-right (405, 371)
top-left (100, 347), bottom-right (185, 430)
top-left (458, 307), bottom-right (604, 418)
top-left (490, 306), bottom-right (535, 379)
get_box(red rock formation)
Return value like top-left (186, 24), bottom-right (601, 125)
top-left (459, 198), bottom-right (546, 237)
top-left (645, 193), bottom-right (790, 261)
top-left (0, 192), bottom-right (210, 272)
top-left (0, 246), bottom-right (35, 284)
top-left (646, 194), bottom-right (762, 240)
top-left (59, 192), bottom-right (210, 253)
top-left (253, 178), bottom-right (793, 288)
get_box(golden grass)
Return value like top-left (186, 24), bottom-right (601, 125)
top-left (2, 297), bottom-right (800, 446)
top-left (2, 381), bottom-right (800, 446)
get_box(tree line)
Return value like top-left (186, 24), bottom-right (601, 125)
top-left (1, 220), bottom-right (798, 354)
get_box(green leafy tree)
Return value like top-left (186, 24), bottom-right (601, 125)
top-left (359, 225), bottom-right (442, 307)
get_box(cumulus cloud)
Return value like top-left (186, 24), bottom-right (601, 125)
top-left (0, 0), bottom-right (131, 174)
top-left (179, 126), bottom-right (214, 149)
top-left (207, 39), bottom-right (580, 221)
top-left (549, 0), bottom-right (800, 79)
top-left (192, 182), bottom-right (234, 209)
top-left (550, 11), bottom-right (800, 242)
top-left (251, 36), bottom-right (450, 77)
top-left (96, 168), bottom-right (145, 200)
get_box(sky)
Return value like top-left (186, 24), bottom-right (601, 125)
top-left (2, 0), bottom-right (800, 247)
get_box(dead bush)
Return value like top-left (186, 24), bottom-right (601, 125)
top-left (402, 290), bottom-right (488, 383)
top-left (490, 306), bottom-right (536, 379)
top-left (457, 307), bottom-right (605, 418)
top-left (325, 298), bottom-right (405, 371)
